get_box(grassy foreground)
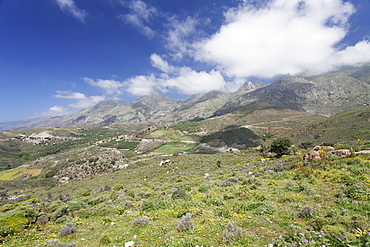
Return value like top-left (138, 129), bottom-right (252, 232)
top-left (0, 148), bottom-right (369, 246)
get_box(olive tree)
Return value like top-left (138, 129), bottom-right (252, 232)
top-left (269, 137), bottom-right (293, 157)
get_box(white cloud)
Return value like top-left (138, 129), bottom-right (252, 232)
top-left (55, 0), bottom-right (87, 22)
top-left (150, 53), bottom-right (174, 73)
top-left (125, 54), bottom-right (226, 96)
top-left (54, 90), bottom-right (86, 100)
top-left (195, 0), bottom-right (370, 79)
top-left (70, 95), bottom-right (106, 108)
top-left (332, 40), bottom-right (370, 66)
top-left (54, 91), bottom-right (106, 108)
top-left (83, 77), bottom-right (124, 95)
top-left (126, 74), bottom-right (157, 96)
top-left (118, 0), bottom-right (157, 38)
top-left (160, 67), bottom-right (226, 95)
top-left (41, 105), bottom-right (69, 117)
top-left (165, 16), bottom-right (200, 59)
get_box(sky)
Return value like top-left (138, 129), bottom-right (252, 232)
top-left (0, 0), bottom-right (370, 122)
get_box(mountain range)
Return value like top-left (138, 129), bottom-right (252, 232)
top-left (1, 64), bottom-right (370, 130)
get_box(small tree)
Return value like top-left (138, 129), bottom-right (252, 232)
top-left (270, 137), bottom-right (292, 157)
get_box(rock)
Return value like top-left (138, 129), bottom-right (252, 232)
top-left (304, 150), bottom-right (320, 160)
top-left (313, 145), bottom-right (334, 152)
top-left (325, 149), bottom-right (351, 158)
top-left (35, 215), bottom-right (49, 225)
top-left (158, 159), bottom-right (171, 166)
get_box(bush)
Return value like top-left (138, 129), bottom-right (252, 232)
top-left (113, 184), bottom-right (124, 191)
top-left (177, 213), bottom-right (193, 231)
top-left (76, 189), bottom-right (91, 197)
top-left (132, 216), bottom-right (149, 227)
top-left (93, 204), bottom-right (117, 217)
top-left (222, 222), bottom-right (243, 242)
top-left (172, 188), bottom-right (186, 200)
top-left (270, 137), bottom-right (293, 157)
top-left (298, 206), bottom-right (316, 219)
top-left (59, 223), bottom-right (76, 237)
top-left (0, 205), bottom-right (37, 234)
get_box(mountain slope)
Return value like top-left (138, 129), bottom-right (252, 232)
top-left (2, 65), bottom-right (370, 130)
top-left (291, 106), bottom-right (370, 144)
top-left (215, 68), bottom-right (370, 116)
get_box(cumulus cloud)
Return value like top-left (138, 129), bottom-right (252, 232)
top-left (125, 54), bottom-right (226, 95)
top-left (54, 90), bottom-right (86, 100)
top-left (195, 0), bottom-right (370, 78)
top-left (54, 91), bottom-right (106, 108)
top-left (41, 105), bottom-right (69, 117)
top-left (83, 77), bottom-right (124, 95)
top-left (125, 74), bottom-right (157, 95)
top-left (55, 0), bottom-right (87, 22)
top-left (118, 0), bottom-right (157, 38)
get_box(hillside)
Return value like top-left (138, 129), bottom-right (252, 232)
top-left (0, 130), bottom-right (369, 246)
top-left (215, 70), bottom-right (370, 117)
top-left (292, 106), bottom-right (370, 144)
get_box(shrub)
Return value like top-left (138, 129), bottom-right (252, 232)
top-left (132, 216), bottom-right (149, 227)
top-left (172, 188), bottom-right (186, 200)
top-left (298, 206), bottom-right (316, 219)
top-left (76, 189), bottom-right (91, 197)
top-left (53, 206), bottom-right (69, 221)
top-left (176, 213), bottom-right (193, 231)
top-left (113, 183), bottom-right (124, 191)
top-left (93, 204), bottom-right (117, 217)
top-left (0, 205), bottom-right (37, 234)
top-left (68, 201), bottom-right (86, 211)
top-left (270, 137), bottom-right (293, 157)
top-left (59, 223), bottom-right (76, 237)
top-left (222, 222), bottom-right (243, 242)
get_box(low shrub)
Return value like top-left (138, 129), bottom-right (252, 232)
top-left (172, 188), bottom-right (186, 200)
top-left (59, 223), bottom-right (76, 237)
top-left (176, 213), bottom-right (193, 231)
top-left (132, 216), bottom-right (149, 227)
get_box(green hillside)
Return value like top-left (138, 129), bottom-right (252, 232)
top-left (292, 106), bottom-right (370, 145)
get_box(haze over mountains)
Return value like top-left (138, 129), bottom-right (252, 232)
top-left (1, 65), bottom-right (370, 130)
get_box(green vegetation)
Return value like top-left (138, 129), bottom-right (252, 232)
top-left (0, 143), bottom-right (369, 246)
top-left (270, 136), bottom-right (293, 157)
top-left (153, 141), bottom-right (198, 154)
top-left (0, 105), bottom-right (370, 246)
top-left (201, 125), bottom-right (262, 148)
top-left (99, 140), bottom-right (139, 150)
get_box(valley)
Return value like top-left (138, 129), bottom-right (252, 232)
top-left (0, 103), bottom-right (369, 246)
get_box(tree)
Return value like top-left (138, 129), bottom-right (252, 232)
top-left (269, 137), bottom-right (293, 157)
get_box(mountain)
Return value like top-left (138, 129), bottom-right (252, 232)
top-left (0, 81), bottom-right (266, 130)
top-left (214, 65), bottom-right (370, 116)
top-left (1, 64), bottom-right (370, 130)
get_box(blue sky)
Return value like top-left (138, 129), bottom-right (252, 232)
top-left (0, 0), bottom-right (370, 122)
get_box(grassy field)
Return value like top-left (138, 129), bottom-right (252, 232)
top-left (0, 149), bottom-right (369, 246)
top-left (152, 142), bottom-right (199, 154)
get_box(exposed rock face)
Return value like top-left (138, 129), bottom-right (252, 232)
top-left (304, 150), bottom-right (320, 160)
top-left (325, 149), bottom-right (351, 158)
